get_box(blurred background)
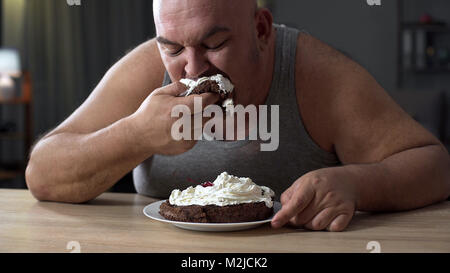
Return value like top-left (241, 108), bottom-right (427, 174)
top-left (0, 0), bottom-right (449, 193)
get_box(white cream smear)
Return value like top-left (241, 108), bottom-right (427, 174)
top-left (179, 74), bottom-right (235, 109)
top-left (169, 172), bottom-right (275, 208)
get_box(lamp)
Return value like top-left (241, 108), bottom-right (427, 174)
top-left (0, 48), bottom-right (21, 100)
top-left (0, 48), bottom-right (21, 76)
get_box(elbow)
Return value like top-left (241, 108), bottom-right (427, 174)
top-left (25, 145), bottom-right (56, 202)
top-left (24, 137), bottom-right (92, 204)
top-left (25, 139), bottom-right (54, 202)
top-left (438, 148), bottom-right (450, 202)
top-left (26, 162), bottom-right (90, 204)
top-left (444, 157), bottom-right (450, 201)
top-left (441, 180), bottom-right (450, 203)
top-left (440, 175), bottom-right (450, 202)
top-left (25, 159), bottom-right (51, 202)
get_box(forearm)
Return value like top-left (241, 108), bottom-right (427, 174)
top-left (343, 144), bottom-right (450, 212)
top-left (26, 115), bottom-right (152, 203)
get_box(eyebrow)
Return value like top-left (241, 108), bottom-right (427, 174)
top-left (156, 26), bottom-right (231, 46)
top-left (156, 36), bottom-right (180, 46)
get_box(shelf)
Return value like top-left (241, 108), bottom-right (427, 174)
top-left (0, 170), bottom-right (23, 180)
top-left (397, 1), bottom-right (450, 91)
top-left (0, 96), bottom-right (31, 105)
top-left (0, 161), bottom-right (25, 169)
top-left (0, 132), bottom-right (25, 140)
top-left (0, 71), bottom-right (33, 183)
top-left (0, 161), bottom-right (25, 180)
top-left (401, 22), bottom-right (450, 33)
top-left (410, 68), bottom-right (450, 74)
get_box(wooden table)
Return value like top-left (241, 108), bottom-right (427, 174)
top-left (0, 189), bottom-right (449, 253)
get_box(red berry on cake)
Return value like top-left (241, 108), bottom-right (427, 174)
top-left (201, 181), bottom-right (214, 187)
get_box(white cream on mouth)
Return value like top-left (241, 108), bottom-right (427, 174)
top-left (179, 74), bottom-right (235, 109)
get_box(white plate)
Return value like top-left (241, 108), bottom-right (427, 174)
top-left (143, 200), bottom-right (281, 232)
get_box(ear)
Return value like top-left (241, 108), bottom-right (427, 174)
top-left (255, 8), bottom-right (273, 49)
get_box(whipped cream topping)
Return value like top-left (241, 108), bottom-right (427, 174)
top-left (169, 172), bottom-right (275, 208)
top-left (179, 74), bottom-right (234, 108)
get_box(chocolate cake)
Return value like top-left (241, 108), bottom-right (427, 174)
top-left (159, 200), bottom-right (273, 223)
top-left (159, 172), bottom-right (275, 223)
top-left (190, 80), bottom-right (232, 101)
top-left (191, 79), bottom-right (221, 94)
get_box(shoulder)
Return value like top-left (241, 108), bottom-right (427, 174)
top-left (46, 38), bottom-right (166, 137)
top-left (91, 37), bottom-right (166, 106)
top-left (294, 33), bottom-right (354, 153)
top-left (110, 38), bottom-right (165, 87)
top-left (81, 36), bottom-right (167, 115)
top-left (294, 33), bottom-right (440, 163)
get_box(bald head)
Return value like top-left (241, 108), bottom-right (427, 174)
top-left (152, 0), bottom-right (274, 107)
top-left (153, 0), bottom-right (257, 33)
top-left (153, 0), bottom-right (257, 21)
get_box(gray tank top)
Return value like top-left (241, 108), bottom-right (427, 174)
top-left (133, 24), bottom-right (340, 200)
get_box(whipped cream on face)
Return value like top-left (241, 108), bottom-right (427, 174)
top-left (169, 172), bottom-right (275, 208)
top-left (179, 74), bottom-right (234, 108)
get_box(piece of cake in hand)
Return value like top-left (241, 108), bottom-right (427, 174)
top-left (159, 172), bottom-right (275, 223)
top-left (179, 74), bottom-right (235, 110)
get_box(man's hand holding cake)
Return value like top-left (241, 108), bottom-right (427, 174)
top-left (130, 80), bottom-right (220, 156)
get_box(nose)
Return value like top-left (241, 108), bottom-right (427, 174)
top-left (184, 48), bottom-right (209, 79)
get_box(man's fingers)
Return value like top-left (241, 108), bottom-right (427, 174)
top-left (327, 213), bottom-right (352, 232)
top-left (170, 92), bottom-right (220, 115)
top-left (190, 114), bottom-right (216, 134)
top-left (155, 81), bottom-right (221, 107)
top-left (156, 82), bottom-right (221, 114)
top-left (287, 201), bottom-right (321, 228)
top-left (182, 93), bottom-right (221, 114)
top-left (302, 207), bottom-right (336, 231)
top-left (155, 82), bottom-right (188, 96)
top-left (280, 188), bottom-right (293, 205)
top-left (271, 184), bottom-right (314, 229)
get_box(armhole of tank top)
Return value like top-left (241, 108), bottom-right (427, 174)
top-left (291, 30), bottom-right (341, 165)
top-left (162, 70), bottom-right (172, 87)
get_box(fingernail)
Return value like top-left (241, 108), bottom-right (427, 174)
top-left (271, 220), bottom-right (280, 228)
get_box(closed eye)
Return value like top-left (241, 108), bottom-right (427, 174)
top-left (203, 39), bottom-right (229, 51)
top-left (168, 47), bottom-right (184, 57)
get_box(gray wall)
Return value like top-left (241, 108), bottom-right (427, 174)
top-left (272, 0), bottom-right (398, 92)
top-left (401, 0), bottom-right (450, 91)
top-left (271, 0), bottom-right (450, 148)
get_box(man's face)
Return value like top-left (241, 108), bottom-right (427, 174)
top-left (154, 0), bottom-right (262, 106)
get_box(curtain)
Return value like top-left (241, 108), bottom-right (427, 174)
top-left (23, 0), bottom-right (155, 138)
top-left (0, 0), bottom-right (155, 190)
